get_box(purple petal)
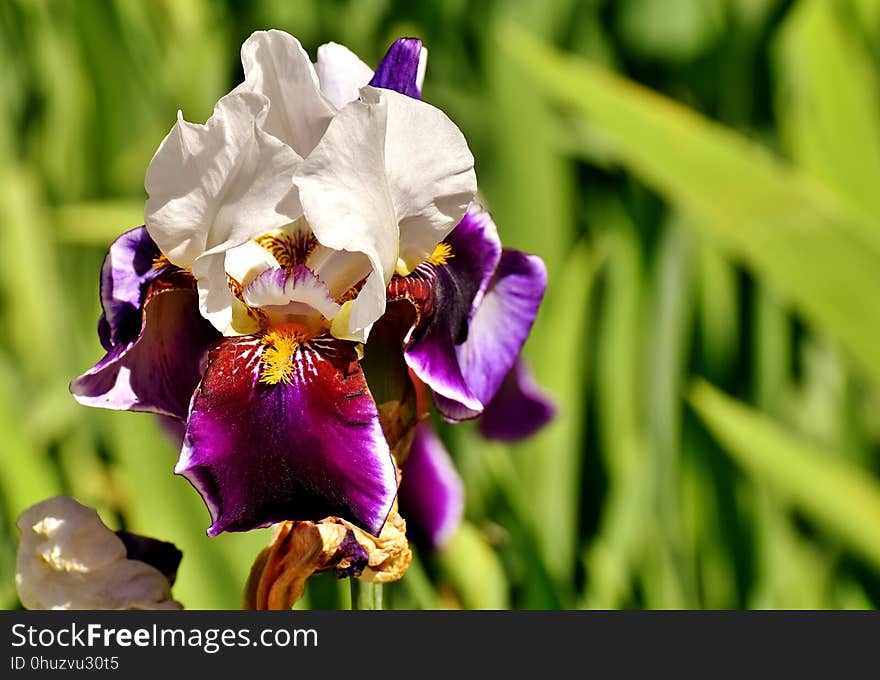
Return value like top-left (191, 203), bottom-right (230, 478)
top-left (434, 248), bottom-right (547, 422)
top-left (369, 38), bottom-right (423, 99)
top-left (158, 415), bottom-right (186, 448)
top-left (478, 358), bottom-right (555, 441)
top-left (71, 276), bottom-right (219, 420)
top-left (178, 335), bottom-right (397, 537)
top-left (398, 421), bottom-right (464, 551)
top-left (98, 226), bottom-right (164, 349)
top-left (404, 208), bottom-right (502, 419)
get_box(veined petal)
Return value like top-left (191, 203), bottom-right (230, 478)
top-left (97, 226), bottom-right (163, 350)
top-left (398, 421), bottom-right (464, 551)
top-left (316, 42), bottom-right (373, 109)
top-left (369, 38), bottom-right (426, 99)
top-left (178, 336), bottom-right (397, 536)
top-left (145, 90), bottom-right (301, 269)
top-left (404, 208), bottom-right (502, 417)
top-left (239, 30), bottom-right (336, 156)
top-left (292, 91), bottom-right (395, 341)
top-left (435, 248), bottom-right (548, 421)
top-left (71, 273), bottom-right (219, 420)
top-left (478, 358), bottom-right (555, 441)
top-left (242, 265), bottom-right (341, 325)
top-left (378, 86), bottom-right (477, 274)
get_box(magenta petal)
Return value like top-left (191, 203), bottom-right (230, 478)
top-left (434, 248), bottom-right (548, 422)
top-left (369, 38), bottom-right (423, 99)
top-left (178, 336), bottom-right (397, 537)
top-left (71, 281), bottom-right (218, 420)
top-left (398, 421), bottom-right (464, 551)
top-left (98, 226), bottom-right (164, 349)
top-left (405, 208), bottom-right (502, 420)
top-left (478, 359), bottom-right (555, 441)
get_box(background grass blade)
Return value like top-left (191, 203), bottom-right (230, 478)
top-left (775, 0), bottom-right (880, 225)
top-left (689, 380), bottom-right (880, 571)
top-left (499, 22), bottom-right (880, 385)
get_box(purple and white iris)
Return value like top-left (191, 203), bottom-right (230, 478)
top-left (71, 31), bottom-right (551, 548)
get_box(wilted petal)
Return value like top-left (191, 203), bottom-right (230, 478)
top-left (434, 248), bottom-right (548, 422)
top-left (369, 38), bottom-right (426, 99)
top-left (405, 208), bottom-right (502, 418)
top-left (398, 422), bottom-right (464, 551)
top-left (315, 42), bottom-right (374, 109)
top-left (98, 226), bottom-right (163, 350)
top-left (380, 86), bottom-right (477, 274)
top-left (71, 273), bottom-right (219, 420)
top-left (178, 336), bottom-right (396, 536)
top-left (478, 359), bottom-right (555, 441)
top-left (16, 496), bottom-right (181, 610)
top-left (244, 510), bottom-right (410, 610)
top-left (243, 520), bottom-right (367, 610)
top-left (145, 90), bottom-right (301, 271)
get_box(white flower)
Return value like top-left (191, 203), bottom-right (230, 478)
top-left (16, 496), bottom-right (181, 610)
top-left (145, 30), bottom-right (476, 342)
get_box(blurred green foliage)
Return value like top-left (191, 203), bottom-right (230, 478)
top-left (2, 0), bottom-right (880, 609)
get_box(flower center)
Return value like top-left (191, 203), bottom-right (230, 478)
top-left (427, 242), bottom-right (453, 267)
top-left (256, 230), bottom-right (317, 269)
top-left (152, 253), bottom-right (173, 271)
top-left (259, 325), bottom-right (309, 385)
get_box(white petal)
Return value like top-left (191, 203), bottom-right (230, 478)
top-left (193, 250), bottom-right (240, 335)
top-left (225, 239), bottom-right (280, 285)
top-left (315, 42), bottom-right (373, 109)
top-left (16, 496), bottom-right (181, 610)
top-left (416, 46), bottom-right (428, 92)
top-left (307, 243), bottom-right (372, 298)
top-left (292, 92), bottom-right (397, 340)
top-left (145, 90), bottom-right (301, 269)
top-left (197, 240), bottom-right (281, 336)
top-left (373, 86), bottom-right (477, 274)
top-left (239, 30), bottom-right (336, 157)
top-left (329, 273), bottom-right (383, 343)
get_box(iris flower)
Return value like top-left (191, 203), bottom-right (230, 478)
top-left (16, 496), bottom-right (182, 610)
top-left (71, 32), bottom-right (548, 553)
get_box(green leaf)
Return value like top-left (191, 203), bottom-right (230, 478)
top-left (689, 380), bottom-right (880, 571)
top-left (515, 239), bottom-right (604, 590)
top-left (0, 355), bottom-right (61, 519)
top-left (499, 23), bottom-right (880, 385)
top-left (775, 0), bottom-right (880, 226)
top-left (616, 0), bottom-right (725, 64)
top-left (55, 200), bottom-right (145, 244)
top-left (437, 522), bottom-right (509, 609)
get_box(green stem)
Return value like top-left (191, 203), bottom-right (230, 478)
top-left (350, 579), bottom-right (383, 610)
